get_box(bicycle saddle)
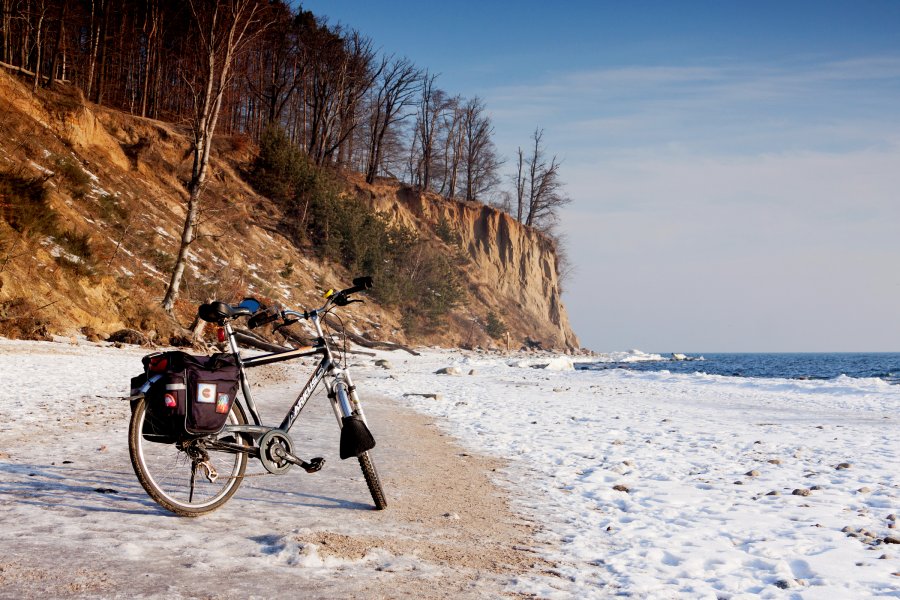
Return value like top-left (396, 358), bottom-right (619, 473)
top-left (198, 301), bottom-right (252, 324)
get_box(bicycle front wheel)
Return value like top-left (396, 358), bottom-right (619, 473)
top-left (359, 450), bottom-right (387, 510)
top-left (129, 399), bottom-right (249, 517)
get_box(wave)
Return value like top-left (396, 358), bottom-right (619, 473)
top-left (575, 351), bottom-right (900, 385)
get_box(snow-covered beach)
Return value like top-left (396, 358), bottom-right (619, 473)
top-left (1, 338), bottom-right (898, 598)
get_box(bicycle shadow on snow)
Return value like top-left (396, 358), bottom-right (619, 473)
top-left (0, 461), bottom-right (374, 515)
top-left (0, 460), bottom-right (171, 516)
top-left (237, 483), bottom-right (374, 511)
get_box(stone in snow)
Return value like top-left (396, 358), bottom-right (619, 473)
top-left (435, 366), bottom-right (462, 375)
top-left (542, 356), bottom-right (575, 371)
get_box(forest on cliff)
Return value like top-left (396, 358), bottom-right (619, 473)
top-left (0, 0), bottom-right (578, 350)
top-left (0, 0), bottom-right (569, 227)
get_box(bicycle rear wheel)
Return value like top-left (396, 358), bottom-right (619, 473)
top-left (358, 450), bottom-right (387, 510)
top-left (129, 398), bottom-right (249, 516)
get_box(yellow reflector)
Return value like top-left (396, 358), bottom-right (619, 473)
top-left (324, 289), bottom-right (334, 299)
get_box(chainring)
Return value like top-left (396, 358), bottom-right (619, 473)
top-left (258, 429), bottom-right (295, 474)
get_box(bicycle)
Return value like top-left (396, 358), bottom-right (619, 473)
top-left (127, 276), bottom-right (387, 516)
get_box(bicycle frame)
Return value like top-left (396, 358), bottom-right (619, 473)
top-left (215, 308), bottom-right (368, 449)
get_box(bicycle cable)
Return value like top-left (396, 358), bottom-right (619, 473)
top-left (323, 309), bottom-right (349, 369)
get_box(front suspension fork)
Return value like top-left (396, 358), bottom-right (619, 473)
top-left (329, 371), bottom-right (369, 427)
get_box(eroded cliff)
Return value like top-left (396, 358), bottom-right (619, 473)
top-left (360, 181), bottom-right (578, 349)
top-left (0, 68), bottom-right (578, 350)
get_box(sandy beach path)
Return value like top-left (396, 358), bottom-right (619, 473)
top-left (0, 355), bottom-right (553, 599)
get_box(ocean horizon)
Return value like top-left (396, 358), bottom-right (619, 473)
top-left (576, 351), bottom-right (900, 384)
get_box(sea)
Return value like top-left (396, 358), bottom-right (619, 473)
top-left (575, 352), bottom-right (900, 384)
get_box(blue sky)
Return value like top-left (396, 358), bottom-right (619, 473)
top-left (302, 1), bottom-right (900, 351)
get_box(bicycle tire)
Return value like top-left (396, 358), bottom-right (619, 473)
top-left (358, 450), bottom-right (387, 510)
top-left (129, 398), bottom-right (249, 517)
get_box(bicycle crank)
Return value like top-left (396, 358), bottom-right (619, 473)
top-left (272, 447), bottom-right (325, 474)
top-left (258, 429), bottom-right (325, 475)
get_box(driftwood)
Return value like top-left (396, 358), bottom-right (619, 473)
top-left (322, 315), bottom-right (420, 356)
top-left (233, 319), bottom-right (419, 356)
top-left (233, 328), bottom-right (291, 353)
top-left (271, 327), bottom-right (373, 357)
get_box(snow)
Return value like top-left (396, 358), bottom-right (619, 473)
top-left (364, 349), bottom-right (900, 598)
top-left (0, 339), bottom-right (898, 598)
top-left (153, 226), bottom-right (174, 239)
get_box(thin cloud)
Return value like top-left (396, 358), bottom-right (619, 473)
top-left (486, 56), bottom-right (900, 161)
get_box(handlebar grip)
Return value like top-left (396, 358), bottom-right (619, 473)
top-left (345, 276), bottom-right (373, 296)
top-left (248, 307), bottom-right (280, 329)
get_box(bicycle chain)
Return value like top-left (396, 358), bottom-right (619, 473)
top-left (220, 470), bottom-right (274, 480)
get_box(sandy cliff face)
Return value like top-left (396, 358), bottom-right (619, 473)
top-left (0, 68), bottom-right (578, 349)
top-left (361, 181), bottom-right (579, 350)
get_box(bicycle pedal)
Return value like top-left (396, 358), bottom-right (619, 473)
top-left (303, 457), bottom-right (325, 473)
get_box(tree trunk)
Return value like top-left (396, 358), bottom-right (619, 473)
top-left (140, 0), bottom-right (158, 117)
top-left (161, 190), bottom-right (200, 312)
top-left (31, 1), bottom-right (45, 93)
top-left (162, 54), bottom-right (217, 312)
top-left (86, 0), bottom-right (105, 100)
top-left (1, 0), bottom-right (10, 65)
top-left (94, 0), bottom-right (110, 105)
top-left (515, 147), bottom-right (525, 222)
top-left (44, 0), bottom-right (67, 88)
top-left (20, 0), bottom-right (29, 69)
top-left (162, 0), bottom-right (262, 314)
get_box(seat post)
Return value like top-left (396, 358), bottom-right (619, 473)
top-left (223, 321), bottom-right (241, 356)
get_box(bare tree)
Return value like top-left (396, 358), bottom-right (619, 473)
top-left (516, 127), bottom-right (570, 230)
top-left (162, 0), bottom-right (265, 313)
top-left (42, 0), bottom-right (67, 88)
top-left (412, 71), bottom-right (445, 191)
top-left (460, 96), bottom-right (501, 202)
top-left (364, 55), bottom-right (421, 183)
top-left (29, 0), bottom-right (49, 91)
top-left (513, 146), bottom-right (526, 222)
top-left (138, 0), bottom-right (164, 117)
top-left (1, 0), bottom-right (10, 64)
top-left (84, 0), bottom-right (108, 101)
top-left (245, 1), bottom-right (299, 127)
top-left (439, 94), bottom-right (465, 199)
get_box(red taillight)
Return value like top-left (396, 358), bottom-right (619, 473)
top-left (217, 327), bottom-right (226, 343)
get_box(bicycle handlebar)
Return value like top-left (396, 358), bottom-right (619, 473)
top-left (249, 276), bottom-right (372, 328)
top-left (199, 276), bottom-right (372, 327)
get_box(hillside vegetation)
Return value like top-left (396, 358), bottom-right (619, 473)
top-left (0, 69), bottom-right (578, 350)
